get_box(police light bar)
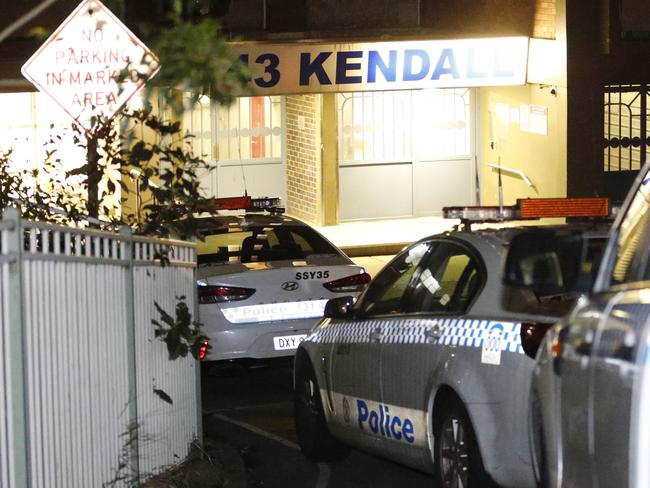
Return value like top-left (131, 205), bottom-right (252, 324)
top-left (250, 197), bottom-right (283, 210)
top-left (517, 197), bottom-right (609, 219)
top-left (443, 197), bottom-right (611, 227)
top-left (202, 196), bottom-right (284, 213)
top-left (214, 196), bottom-right (253, 210)
top-left (442, 206), bottom-right (518, 222)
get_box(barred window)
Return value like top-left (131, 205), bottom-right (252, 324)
top-left (604, 84), bottom-right (650, 172)
top-left (339, 90), bottom-right (412, 163)
top-left (338, 88), bottom-right (471, 164)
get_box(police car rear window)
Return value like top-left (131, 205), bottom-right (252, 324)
top-left (196, 225), bottom-right (340, 265)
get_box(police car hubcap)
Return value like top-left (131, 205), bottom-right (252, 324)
top-left (440, 417), bottom-right (469, 488)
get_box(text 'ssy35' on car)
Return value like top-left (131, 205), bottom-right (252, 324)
top-left (293, 198), bottom-right (612, 488)
top-left (194, 197), bottom-right (370, 364)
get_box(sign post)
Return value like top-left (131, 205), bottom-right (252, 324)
top-left (21, 0), bottom-right (159, 217)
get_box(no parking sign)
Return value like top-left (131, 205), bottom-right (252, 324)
top-left (21, 0), bottom-right (159, 132)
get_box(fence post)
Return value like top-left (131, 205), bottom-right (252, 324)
top-left (120, 225), bottom-right (140, 483)
top-left (193, 281), bottom-right (203, 446)
top-left (4, 207), bottom-right (29, 488)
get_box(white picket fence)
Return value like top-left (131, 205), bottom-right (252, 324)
top-left (0, 207), bottom-right (200, 488)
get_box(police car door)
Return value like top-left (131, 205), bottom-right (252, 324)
top-left (589, 175), bottom-right (650, 488)
top-left (556, 172), bottom-right (650, 487)
top-left (379, 239), bottom-right (484, 466)
top-left (329, 241), bottom-right (432, 451)
top-left (632, 317), bottom-right (650, 488)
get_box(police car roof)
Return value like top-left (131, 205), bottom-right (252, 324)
top-left (195, 212), bottom-right (307, 233)
top-left (420, 221), bottom-right (611, 323)
top-left (434, 221), bottom-right (611, 248)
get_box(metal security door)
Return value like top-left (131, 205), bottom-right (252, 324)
top-left (338, 89), bottom-right (476, 221)
top-left (412, 88), bottom-right (476, 216)
top-left (186, 95), bottom-right (287, 201)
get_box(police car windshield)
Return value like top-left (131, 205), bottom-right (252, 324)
top-left (197, 225), bottom-right (340, 265)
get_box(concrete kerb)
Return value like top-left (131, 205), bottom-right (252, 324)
top-left (340, 242), bottom-right (410, 258)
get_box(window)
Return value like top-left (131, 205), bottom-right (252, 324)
top-left (182, 94), bottom-right (213, 160)
top-left (359, 242), bottom-right (431, 316)
top-left (339, 91), bottom-right (412, 163)
top-left (414, 88), bottom-right (471, 159)
top-left (610, 178), bottom-right (650, 284)
top-left (0, 92), bottom-right (93, 207)
top-left (0, 92), bottom-right (85, 174)
top-left (215, 96), bottom-right (283, 162)
top-left (405, 241), bottom-right (482, 315)
top-left (196, 224), bottom-right (339, 265)
top-left (604, 84), bottom-right (650, 172)
top-left (338, 88), bottom-right (471, 164)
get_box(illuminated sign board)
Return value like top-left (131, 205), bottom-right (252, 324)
top-left (21, 0), bottom-right (159, 132)
top-left (232, 37), bottom-right (529, 95)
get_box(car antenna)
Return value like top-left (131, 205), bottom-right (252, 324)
top-left (474, 155), bottom-right (481, 205)
top-left (497, 156), bottom-right (504, 220)
top-left (236, 127), bottom-right (249, 198)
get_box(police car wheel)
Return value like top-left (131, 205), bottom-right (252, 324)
top-left (294, 364), bottom-right (349, 462)
top-left (434, 399), bottom-right (495, 488)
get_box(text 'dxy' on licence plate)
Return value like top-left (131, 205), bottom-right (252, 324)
top-left (273, 334), bottom-right (307, 351)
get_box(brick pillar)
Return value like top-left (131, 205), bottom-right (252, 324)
top-left (534, 0), bottom-right (556, 39)
top-left (286, 94), bottom-right (322, 224)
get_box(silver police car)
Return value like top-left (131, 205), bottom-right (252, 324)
top-left (195, 207), bottom-right (370, 363)
top-left (511, 173), bottom-right (650, 487)
top-left (293, 204), bottom-right (609, 488)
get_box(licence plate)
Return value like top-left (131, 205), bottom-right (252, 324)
top-left (273, 334), bottom-right (307, 351)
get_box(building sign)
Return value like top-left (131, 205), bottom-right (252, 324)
top-left (21, 0), bottom-right (159, 132)
top-left (232, 37), bottom-right (528, 96)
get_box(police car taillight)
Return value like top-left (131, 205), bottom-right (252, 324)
top-left (198, 340), bottom-right (209, 360)
top-left (323, 272), bottom-right (371, 293)
top-left (198, 285), bottom-right (255, 304)
top-left (521, 322), bottom-right (554, 359)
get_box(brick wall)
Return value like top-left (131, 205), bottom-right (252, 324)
top-left (286, 95), bottom-right (321, 224)
top-left (534, 0), bottom-right (556, 39)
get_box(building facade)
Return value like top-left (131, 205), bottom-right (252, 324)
top-left (2, 0), bottom-right (648, 223)
top-left (201, 0), bottom-right (568, 224)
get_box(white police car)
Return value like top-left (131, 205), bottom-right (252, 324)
top-left (195, 197), bottom-right (370, 363)
top-left (293, 199), bottom-right (610, 488)
top-left (507, 171), bottom-right (650, 488)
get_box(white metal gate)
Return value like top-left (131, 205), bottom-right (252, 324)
top-left (0, 208), bottom-right (199, 488)
top-left (338, 88), bottom-right (477, 221)
top-left (184, 95), bottom-right (287, 202)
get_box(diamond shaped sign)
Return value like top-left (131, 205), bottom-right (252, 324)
top-left (21, 0), bottom-right (159, 133)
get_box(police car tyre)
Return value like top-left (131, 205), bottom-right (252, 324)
top-left (434, 397), bottom-right (497, 488)
top-left (294, 363), bottom-right (349, 462)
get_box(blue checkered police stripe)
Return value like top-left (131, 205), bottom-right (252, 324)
top-left (310, 318), bottom-right (523, 354)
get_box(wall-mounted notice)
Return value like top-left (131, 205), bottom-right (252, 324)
top-left (520, 104), bottom-right (548, 136)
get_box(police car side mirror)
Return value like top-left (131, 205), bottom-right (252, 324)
top-left (324, 296), bottom-right (355, 319)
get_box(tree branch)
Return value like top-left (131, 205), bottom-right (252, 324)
top-left (0, 0), bottom-right (60, 43)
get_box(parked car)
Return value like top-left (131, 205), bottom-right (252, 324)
top-left (195, 198), bottom-right (370, 363)
top-left (504, 174), bottom-right (650, 488)
top-left (292, 199), bottom-right (610, 488)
